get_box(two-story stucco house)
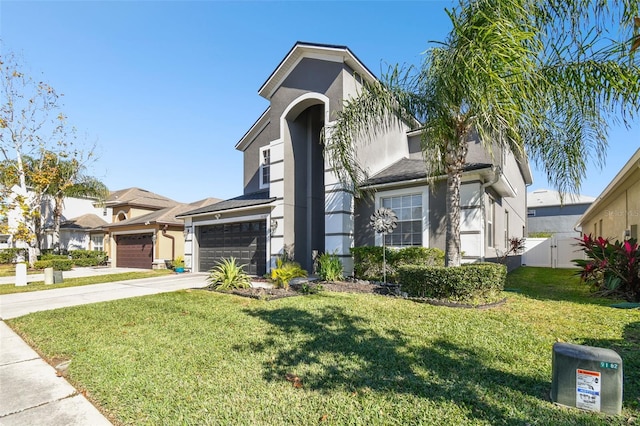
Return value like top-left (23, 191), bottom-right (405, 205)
top-left (179, 42), bottom-right (532, 276)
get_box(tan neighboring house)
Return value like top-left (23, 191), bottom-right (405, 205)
top-left (102, 188), bottom-right (221, 269)
top-left (101, 188), bottom-right (179, 269)
top-left (577, 148), bottom-right (640, 240)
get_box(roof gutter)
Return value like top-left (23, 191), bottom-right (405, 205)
top-left (176, 202), bottom-right (274, 219)
top-left (361, 167), bottom-right (494, 192)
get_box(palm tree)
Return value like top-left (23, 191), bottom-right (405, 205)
top-left (324, 0), bottom-right (640, 266)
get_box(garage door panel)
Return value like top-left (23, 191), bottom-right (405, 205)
top-left (116, 234), bottom-right (153, 269)
top-left (198, 220), bottom-right (266, 276)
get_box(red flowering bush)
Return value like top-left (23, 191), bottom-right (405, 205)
top-left (574, 234), bottom-right (640, 302)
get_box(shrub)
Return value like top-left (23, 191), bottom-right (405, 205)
top-left (399, 262), bottom-right (507, 304)
top-left (72, 258), bottom-right (100, 267)
top-left (317, 252), bottom-right (344, 282)
top-left (0, 248), bottom-right (27, 264)
top-left (574, 235), bottom-right (640, 302)
top-left (394, 247), bottom-right (445, 268)
top-left (350, 246), bottom-right (394, 282)
top-left (351, 246), bottom-right (445, 283)
top-left (38, 253), bottom-right (69, 261)
top-left (270, 258), bottom-right (307, 290)
top-left (33, 259), bottom-right (74, 271)
top-left (69, 250), bottom-right (106, 259)
top-left (207, 257), bottom-right (252, 290)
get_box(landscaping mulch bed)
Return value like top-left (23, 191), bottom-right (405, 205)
top-left (209, 280), bottom-right (504, 308)
top-left (211, 280), bottom-right (396, 301)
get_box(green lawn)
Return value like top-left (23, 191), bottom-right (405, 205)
top-left (0, 264), bottom-right (40, 277)
top-left (6, 267), bottom-right (639, 425)
top-left (0, 269), bottom-right (174, 295)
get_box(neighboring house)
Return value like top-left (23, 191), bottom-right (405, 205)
top-left (179, 42), bottom-right (532, 276)
top-left (1, 184), bottom-right (110, 251)
top-left (527, 189), bottom-right (595, 238)
top-left (40, 194), bottom-right (111, 250)
top-left (103, 188), bottom-right (221, 269)
top-left (576, 148), bottom-right (640, 241)
top-left (59, 213), bottom-right (109, 251)
top-left (100, 188), bottom-right (179, 269)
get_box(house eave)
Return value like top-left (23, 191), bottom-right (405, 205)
top-left (178, 202), bottom-right (274, 220)
top-left (362, 167), bottom-right (495, 192)
top-left (235, 107), bottom-right (271, 152)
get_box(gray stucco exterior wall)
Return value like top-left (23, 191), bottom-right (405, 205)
top-left (354, 196), bottom-right (375, 247)
top-left (429, 180), bottom-right (448, 251)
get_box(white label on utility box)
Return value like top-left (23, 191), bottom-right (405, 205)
top-left (576, 369), bottom-right (601, 412)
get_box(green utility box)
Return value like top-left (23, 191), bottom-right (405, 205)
top-left (551, 342), bottom-right (623, 415)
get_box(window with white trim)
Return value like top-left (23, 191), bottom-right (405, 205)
top-left (91, 235), bottom-right (104, 252)
top-left (259, 146), bottom-right (270, 189)
top-left (381, 194), bottom-right (422, 246)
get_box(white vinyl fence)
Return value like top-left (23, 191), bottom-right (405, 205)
top-left (522, 237), bottom-right (584, 268)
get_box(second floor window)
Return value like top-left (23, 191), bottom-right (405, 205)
top-left (260, 147), bottom-right (270, 189)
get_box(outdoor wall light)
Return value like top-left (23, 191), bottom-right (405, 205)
top-left (270, 218), bottom-right (278, 234)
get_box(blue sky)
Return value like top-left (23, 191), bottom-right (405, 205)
top-left (1, 0), bottom-right (638, 203)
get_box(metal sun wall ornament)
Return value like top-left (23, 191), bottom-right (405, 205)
top-left (370, 207), bottom-right (398, 283)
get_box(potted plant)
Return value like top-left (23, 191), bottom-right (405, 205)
top-left (172, 256), bottom-right (185, 273)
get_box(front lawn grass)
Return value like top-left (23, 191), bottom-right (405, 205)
top-left (7, 267), bottom-right (640, 425)
top-left (0, 269), bottom-right (174, 295)
top-left (0, 264), bottom-right (39, 277)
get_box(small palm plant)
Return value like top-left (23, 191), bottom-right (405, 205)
top-left (270, 257), bottom-right (307, 290)
top-left (207, 257), bottom-right (252, 291)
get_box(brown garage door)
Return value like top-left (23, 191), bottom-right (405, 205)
top-left (199, 220), bottom-right (266, 276)
top-left (116, 234), bottom-right (153, 269)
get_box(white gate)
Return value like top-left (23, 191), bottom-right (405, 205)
top-left (523, 237), bottom-right (584, 268)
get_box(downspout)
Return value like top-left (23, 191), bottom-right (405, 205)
top-left (480, 166), bottom-right (501, 261)
top-left (162, 224), bottom-right (175, 261)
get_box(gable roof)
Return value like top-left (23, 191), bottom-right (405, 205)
top-left (258, 41), bottom-right (378, 100)
top-left (107, 197), bottom-right (223, 228)
top-left (178, 191), bottom-right (274, 218)
top-left (60, 213), bottom-right (109, 231)
top-left (105, 187), bottom-right (178, 210)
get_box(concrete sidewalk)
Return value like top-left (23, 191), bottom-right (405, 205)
top-left (0, 322), bottom-right (112, 425)
top-left (0, 271), bottom-right (209, 425)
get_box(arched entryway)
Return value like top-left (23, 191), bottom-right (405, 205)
top-left (283, 101), bottom-right (326, 272)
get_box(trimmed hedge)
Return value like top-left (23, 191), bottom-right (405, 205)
top-left (69, 250), bottom-right (106, 259)
top-left (351, 246), bottom-right (445, 283)
top-left (398, 262), bottom-right (507, 303)
top-left (33, 259), bottom-right (74, 271)
top-left (34, 250), bottom-right (107, 269)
